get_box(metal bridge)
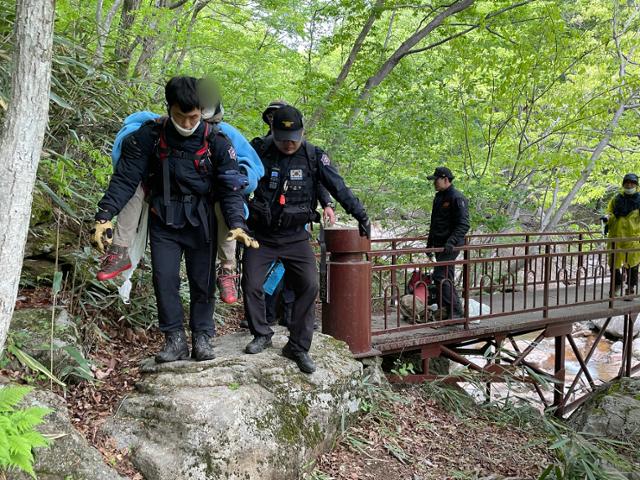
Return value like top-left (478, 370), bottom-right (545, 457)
top-left (320, 229), bottom-right (640, 417)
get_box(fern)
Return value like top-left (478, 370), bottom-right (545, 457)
top-left (0, 386), bottom-right (51, 478)
top-left (0, 386), bottom-right (31, 411)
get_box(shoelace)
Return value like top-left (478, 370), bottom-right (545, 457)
top-left (218, 274), bottom-right (239, 289)
top-left (100, 252), bottom-right (119, 268)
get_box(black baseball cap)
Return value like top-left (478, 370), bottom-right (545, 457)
top-left (427, 166), bottom-right (454, 181)
top-left (272, 105), bottom-right (304, 142)
top-left (261, 100), bottom-right (288, 125)
top-left (623, 173), bottom-right (638, 184)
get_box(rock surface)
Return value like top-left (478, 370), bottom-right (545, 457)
top-left (591, 315), bottom-right (640, 339)
top-left (103, 327), bottom-right (364, 480)
top-left (14, 389), bottom-right (125, 480)
top-left (568, 378), bottom-right (640, 463)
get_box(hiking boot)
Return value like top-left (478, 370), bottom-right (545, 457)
top-left (625, 287), bottom-right (637, 301)
top-left (217, 268), bottom-right (238, 304)
top-left (96, 245), bottom-right (131, 281)
top-left (244, 335), bottom-right (272, 354)
top-left (192, 332), bottom-right (215, 361)
top-left (282, 344), bottom-right (316, 374)
top-left (239, 318), bottom-right (249, 329)
top-left (155, 330), bottom-right (189, 363)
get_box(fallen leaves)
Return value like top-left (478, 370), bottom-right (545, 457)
top-left (311, 385), bottom-right (554, 480)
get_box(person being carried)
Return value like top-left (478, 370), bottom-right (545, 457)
top-left (91, 76), bottom-right (258, 362)
top-left (242, 105), bottom-right (369, 373)
top-left (601, 173), bottom-right (640, 299)
top-left (426, 166), bottom-right (470, 320)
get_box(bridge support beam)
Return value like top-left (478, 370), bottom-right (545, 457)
top-left (553, 334), bottom-right (566, 417)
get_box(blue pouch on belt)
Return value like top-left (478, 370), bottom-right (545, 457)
top-left (263, 261), bottom-right (285, 295)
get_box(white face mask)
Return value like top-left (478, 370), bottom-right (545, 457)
top-left (624, 187), bottom-right (637, 195)
top-left (170, 116), bottom-right (200, 137)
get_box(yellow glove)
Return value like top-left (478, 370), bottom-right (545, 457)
top-left (227, 228), bottom-right (259, 249)
top-left (90, 220), bottom-right (114, 253)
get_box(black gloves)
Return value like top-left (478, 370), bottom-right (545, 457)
top-left (358, 217), bottom-right (371, 239)
top-left (443, 243), bottom-right (455, 255)
top-left (218, 170), bottom-right (249, 192)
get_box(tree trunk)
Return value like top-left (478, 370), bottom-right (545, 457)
top-left (115, 0), bottom-right (142, 75)
top-left (0, 0), bottom-right (55, 356)
top-left (343, 0), bottom-right (475, 131)
top-left (94, 0), bottom-right (125, 67)
top-left (540, 95), bottom-right (635, 232)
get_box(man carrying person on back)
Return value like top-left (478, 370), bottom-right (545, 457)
top-left (94, 79), bottom-right (263, 309)
top-left (92, 76), bottom-right (258, 362)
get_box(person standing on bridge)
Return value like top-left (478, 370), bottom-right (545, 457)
top-left (601, 173), bottom-right (640, 299)
top-left (426, 166), bottom-right (470, 319)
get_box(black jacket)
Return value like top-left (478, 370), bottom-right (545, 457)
top-left (96, 121), bottom-right (246, 232)
top-left (249, 137), bottom-right (366, 244)
top-left (427, 185), bottom-right (470, 249)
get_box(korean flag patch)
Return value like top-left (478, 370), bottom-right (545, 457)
top-left (290, 169), bottom-right (304, 180)
top-left (228, 146), bottom-right (237, 160)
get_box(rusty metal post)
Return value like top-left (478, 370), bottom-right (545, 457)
top-left (543, 244), bottom-right (551, 319)
top-left (463, 247), bottom-right (470, 329)
top-left (577, 233), bottom-right (584, 273)
top-left (623, 314), bottom-right (633, 377)
top-left (609, 241), bottom-right (617, 308)
top-left (321, 228), bottom-right (378, 357)
top-left (390, 240), bottom-right (397, 306)
top-left (553, 334), bottom-right (566, 417)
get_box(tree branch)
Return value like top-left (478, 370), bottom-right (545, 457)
top-left (307, 0), bottom-right (385, 129)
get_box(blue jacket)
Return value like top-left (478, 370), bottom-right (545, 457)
top-left (111, 112), bottom-right (264, 195)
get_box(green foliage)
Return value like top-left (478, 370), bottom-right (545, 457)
top-left (538, 418), bottom-right (634, 480)
top-left (390, 358), bottom-right (416, 377)
top-left (6, 343), bottom-right (66, 388)
top-left (0, 386), bottom-right (51, 478)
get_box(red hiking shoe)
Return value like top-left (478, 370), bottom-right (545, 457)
top-left (217, 269), bottom-right (239, 304)
top-left (96, 245), bottom-right (132, 281)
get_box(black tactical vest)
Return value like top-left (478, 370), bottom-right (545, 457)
top-left (249, 138), bottom-right (320, 231)
top-left (147, 119), bottom-right (217, 236)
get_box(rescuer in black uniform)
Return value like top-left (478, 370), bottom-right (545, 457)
top-left (426, 166), bottom-right (470, 319)
top-left (243, 105), bottom-right (370, 373)
top-left (92, 76), bottom-right (257, 363)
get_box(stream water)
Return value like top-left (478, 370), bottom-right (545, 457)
top-left (456, 322), bottom-right (638, 409)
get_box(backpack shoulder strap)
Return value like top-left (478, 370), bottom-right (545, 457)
top-left (303, 141), bottom-right (319, 176)
top-left (261, 135), bottom-right (274, 156)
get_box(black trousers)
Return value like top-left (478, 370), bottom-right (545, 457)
top-left (265, 279), bottom-right (295, 325)
top-left (242, 240), bottom-right (318, 353)
top-left (613, 265), bottom-right (639, 292)
top-left (149, 214), bottom-right (216, 335)
top-left (433, 250), bottom-right (462, 317)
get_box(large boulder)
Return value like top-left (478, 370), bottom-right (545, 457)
top-left (568, 378), bottom-right (640, 463)
top-left (591, 315), bottom-right (640, 340)
top-left (103, 328), bottom-right (364, 480)
top-left (13, 388), bottom-right (125, 480)
top-left (633, 338), bottom-right (640, 359)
